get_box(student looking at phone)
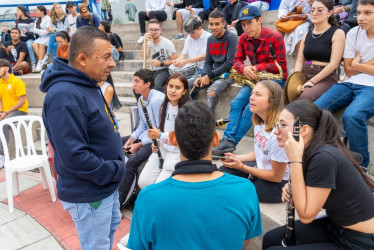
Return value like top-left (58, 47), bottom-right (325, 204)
top-left (220, 80), bottom-right (289, 203)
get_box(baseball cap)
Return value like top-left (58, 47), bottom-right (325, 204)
top-left (238, 6), bottom-right (261, 21)
top-left (78, 3), bottom-right (90, 16)
top-left (66, 1), bottom-right (76, 8)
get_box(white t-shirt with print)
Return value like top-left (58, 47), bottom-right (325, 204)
top-left (67, 14), bottom-right (78, 35)
top-left (150, 37), bottom-right (176, 71)
top-left (159, 102), bottom-right (179, 153)
top-left (254, 124), bottom-right (289, 180)
top-left (182, 30), bottom-right (211, 70)
top-left (344, 26), bottom-right (374, 87)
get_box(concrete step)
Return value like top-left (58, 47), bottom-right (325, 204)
top-left (123, 50), bottom-right (143, 60)
top-left (118, 96), bottom-right (137, 107)
top-left (122, 39), bottom-right (185, 55)
top-left (115, 82), bottom-right (135, 97)
top-left (112, 60), bottom-right (146, 72)
top-left (111, 71), bottom-right (135, 82)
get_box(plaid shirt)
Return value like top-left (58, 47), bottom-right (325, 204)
top-left (234, 26), bottom-right (288, 80)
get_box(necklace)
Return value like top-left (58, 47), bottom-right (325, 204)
top-left (311, 26), bottom-right (330, 39)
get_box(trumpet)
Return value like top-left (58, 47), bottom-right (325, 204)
top-left (142, 33), bottom-right (154, 71)
top-left (229, 45), bottom-right (284, 89)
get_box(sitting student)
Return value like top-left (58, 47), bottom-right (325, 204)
top-left (172, 16), bottom-right (211, 87)
top-left (142, 19), bottom-right (177, 92)
top-left (99, 20), bottom-right (123, 61)
top-left (278, 0), bottom-right (311, 55)
top-left (0, 28), bottom-right (29, 75)
top-left (76, 3), bottom-right (100, 28)
top-left (315, 0), bottom-right (374, 174)
top-left (333, 0), bottom-right (353, 25)
top-left (340, 0), bottom-right (359, 33)
top-left (223, 0), bottom-right (248, 36)
top-left (46, 31), bottom-right (70, 70)
top-left (125, 0), bottom-right (137, 23)
top-left (263, 100), bottom-right (374, 249)
top-left (137, 0), bottom-right (168, 44)
top-left (119, 69), bottom-right (165, 208)
top-left (138, 73), bottom-right (191, 189)
top-left (32, 5), bottom-right (51, 72)
top-left (127, 101), bottom-right (262, 249)
top-left (42, 3), bottom-right (69, 65)
top-left (193, 10), bottom-right (238, 114)
top-left (0, 59), bottom-right (29, 168)
top-left (14, 5), bottom-right (36, 72)
top-left (198, 0), bottom-right (227, 21)
top-left (66, 1), bottom-right (79, 36)
top-left (213, 5), bottom-right (287, 155)
top-left (294, 0), bottom-right (345, 101)
top-left (166, 0), bottom-right (204, 40)
top-left (220, 81), bottom-right (289, 203)
top-left (99, 74), bottom-right (122, 111)
top-left (245, 0), bottom-right (271, 11)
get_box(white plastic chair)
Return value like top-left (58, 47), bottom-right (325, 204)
top-left (0, 115), bottom-right (56, 212)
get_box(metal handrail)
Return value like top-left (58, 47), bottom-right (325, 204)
top-left (0, 0), bottom-right (82, 23)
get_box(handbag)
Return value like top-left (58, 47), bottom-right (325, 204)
top-left (275, 6), bottom-right (307, 34)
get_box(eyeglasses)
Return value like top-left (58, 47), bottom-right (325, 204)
top-left (308, 9), bottom-right (326, 15)
top-left (274, 123), bottom-right (294, 131)
top-left (148, 28), bottom-right (160, 33)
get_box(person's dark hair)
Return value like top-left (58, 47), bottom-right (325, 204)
top-left (285, 100), bottom-right (374, 191)
top-left (0, 59), bottom-right (12, 73)
top-left (56, 31), bottom-right (70, 42)
top-left (175, 101), bottom-right (216, 160)
top-left (159, 73), bottom-right (192, 132)
top-left (15, 5), bottom-right (30, 26)
top-left (106, 74), bottom-right (122, 110)
top-left (358, 0), bottom-right (374, 6)
top-left (148, 19), bottom-right (160, 26)
top-left (69, 26), bottom-right (110, 65)
top-left (35, 5), bottom-right (47, 29)
top-left (100, 20), bottom-right (111, 33)
top-left (10, 27), bottom-right (21, 34)
top-left (183, 15), bottom-right (202, 34)
top-left (208, 10), bottom-right (224, 20)
top-left (313, 0), bottom-right (339, 27)
top-left (134, 69), bottom-right (155, 89)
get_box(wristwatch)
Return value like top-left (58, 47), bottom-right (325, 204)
top-left (160, 60), bottom-right (164, 67)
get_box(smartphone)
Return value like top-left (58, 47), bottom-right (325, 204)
top-left (293, 117), bottom-right (300, 142)
top-left (212, 155), bottom-right (230, 160)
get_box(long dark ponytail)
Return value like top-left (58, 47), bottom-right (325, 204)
top-left (36, 5), bottom-right (47, 29)
top-left (285, 100), bottom-right (374, 192)
top-left (106, 74), bottom-right (122, 110)
top-left (15, 5), bottom-right (30, 26)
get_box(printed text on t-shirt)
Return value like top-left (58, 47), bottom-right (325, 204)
top-left (209, 43), bottom-right (227, 56)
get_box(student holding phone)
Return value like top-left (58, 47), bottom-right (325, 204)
top-left (220, 80), bottom-right (289, 203)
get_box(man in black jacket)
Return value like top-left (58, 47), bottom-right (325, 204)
top-left (167, 0), bottom-right (204, 40)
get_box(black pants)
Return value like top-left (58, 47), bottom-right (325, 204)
top-left (118, 135), bottom-right (152, 205)
top-left (263, 217), bottom-right (374, 249)
top-left (138, 11), bottom-right (167, 34)
top-left (219, 162), bottom-right (287, 203)
top-left (340, 22), bottom-right (357, 35)
top-left (198, 9), bottom-right (212, 21)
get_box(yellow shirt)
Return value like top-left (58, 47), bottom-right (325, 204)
top-left (0, 74), bottom-right (28, 113)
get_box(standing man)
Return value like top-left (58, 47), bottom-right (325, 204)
top-left (213, 5), bottom-right (288, 156)
top-left (0, 28), bottom-right (29, 75)
top-left (315, 0), bottom-right (374, 174)
top-left (66, 1), bottom-right (79, 36)
top-left (39, 26), bottom-right (125, 250)
top-left (76, 3), bottom-right (100, 28)
top-left (172, 15), bottom-right (211, 87)
top-left (193, 10), bottom-right (238, 114)
top-left (0, 59), bottom-right (28, 168)
top-left (119, 69), bottom-right (165, 207)
top-left (127, 101), bottom-right (262, 249)
top-left (142, 19), bottom-right (177, 92)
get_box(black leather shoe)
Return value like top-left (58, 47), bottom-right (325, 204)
top-left (212, 139), bottom-right (236, 156)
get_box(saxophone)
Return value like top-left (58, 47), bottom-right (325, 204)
top-left (229, 45), bottom-right (284, 89)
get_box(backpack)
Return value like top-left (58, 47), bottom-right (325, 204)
top-left (77, 13), bottom-right (95, 27)
top-left (344, 0), bottom-right (358, 25)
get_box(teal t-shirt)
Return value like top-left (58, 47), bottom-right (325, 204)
top-left (128, 172), bottom-right (262, 249)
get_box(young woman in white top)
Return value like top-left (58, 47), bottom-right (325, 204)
top-left (98, 74), bottom-right (122, 112)
top-left (32, 5), bottom-right (51, 72)
top-left (138, 73), bottom-right (191, 188)
top-left (220, 80), bottom-right (289, 203)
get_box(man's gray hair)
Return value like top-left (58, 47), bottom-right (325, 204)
top-left (183, 16), bottom-right (203, 34)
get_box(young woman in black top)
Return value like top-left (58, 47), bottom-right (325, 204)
top-left (294, 0), bottom-right (345, 101)
top-left (263, 100), bottom-right (374, 249)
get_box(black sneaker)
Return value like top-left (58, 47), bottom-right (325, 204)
top-left (212, 139), bottom-right (236, 156)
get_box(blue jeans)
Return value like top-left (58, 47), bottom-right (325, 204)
top-left (90, 0), bottom-right (102, 21)
top-left (223, 79), bottom-right (285, 145)
top-left (101, 10), bottom-right (109, 20)
top-left (26, 39), bottom-right (36, 64)
top-left (46, 33), bottom-right (58, 58)
top-left (315, 82), bottom-right (374, 167)
top-left (60, 190), bottom-right (121, 250)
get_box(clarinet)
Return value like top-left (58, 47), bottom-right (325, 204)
top-left (140, 98), bottom-right (164, 169)
top-left (282, 117), bottom-right (300, 247)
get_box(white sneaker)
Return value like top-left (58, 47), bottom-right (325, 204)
top-left (35, 61), bottom-right (43, 72)
top-left (0, 156), bottom-right (5, 169)
top-left (137, 36), bottom-right (144, 44)
top-left (31, 63), bottom-right (37, 73)
top-left (41, 54), bottom-right (49, 63)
